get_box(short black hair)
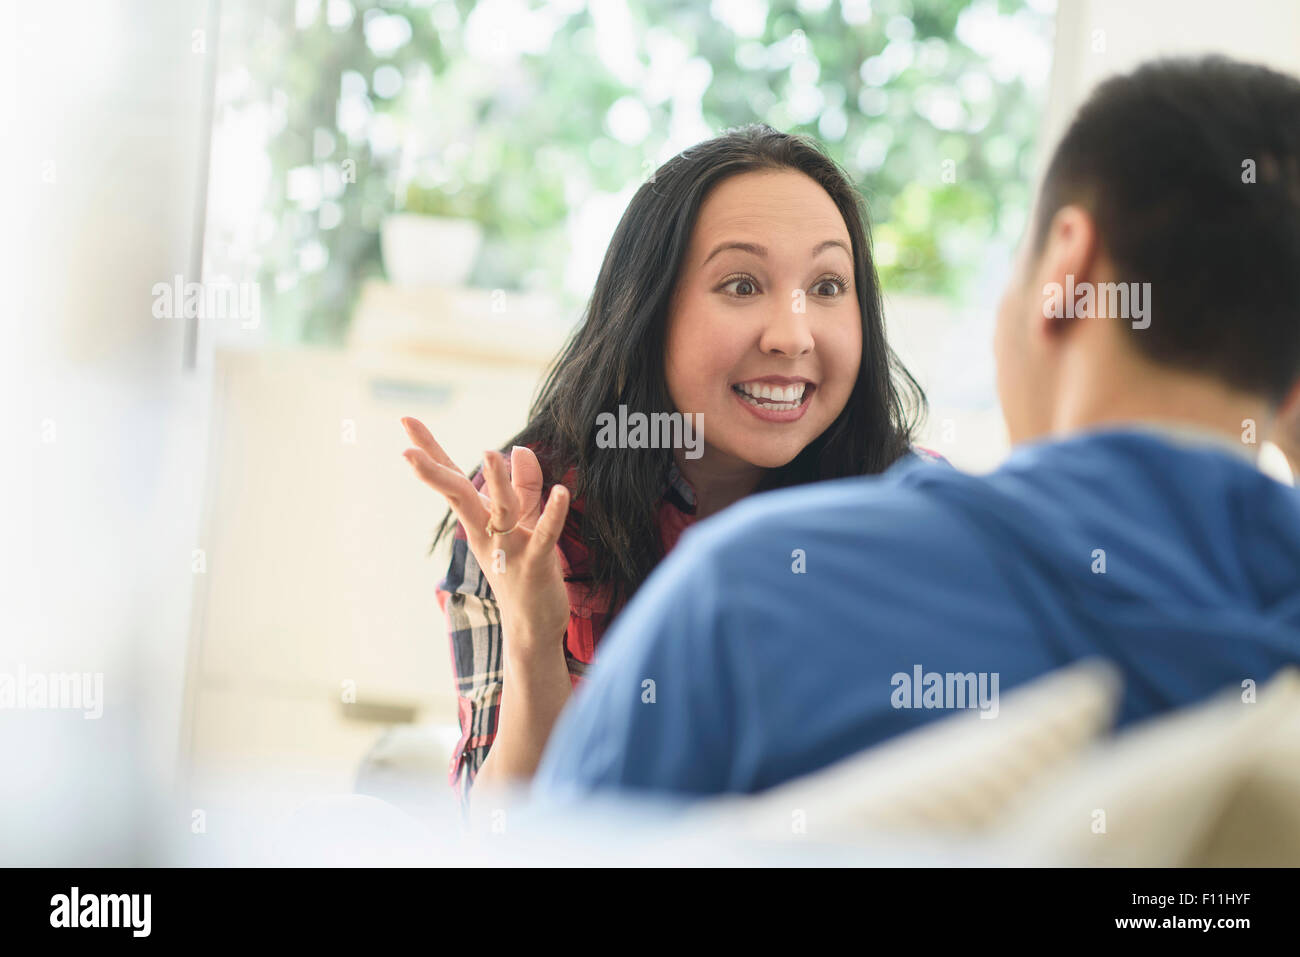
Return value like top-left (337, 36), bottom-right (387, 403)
top-left (1033, 56), bottom-right (1300, 403)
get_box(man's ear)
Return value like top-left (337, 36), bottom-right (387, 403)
top-left (1034, 205), bottom-right (1100, 342)
top-left (1275, 377), bottom-right (1300, 475)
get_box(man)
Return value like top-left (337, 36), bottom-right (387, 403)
top-left (531, 57), bottom-right (1300, 800)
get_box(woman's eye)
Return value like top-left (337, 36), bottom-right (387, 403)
top-left (722, 276), bottom-right (759, 297)
top-left (813, 278), bottom-right (847, 297)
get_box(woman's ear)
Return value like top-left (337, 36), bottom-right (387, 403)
top-left (1034, 204), bottom-right (1100, 343)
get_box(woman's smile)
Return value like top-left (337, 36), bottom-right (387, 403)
top-left (729, 375), bottom-right (817, 422)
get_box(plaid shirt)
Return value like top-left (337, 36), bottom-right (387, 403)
top-left (436, 453), bottom-right (699, 805)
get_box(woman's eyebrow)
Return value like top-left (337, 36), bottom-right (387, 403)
top-left (701, 238), bottom-right (851, 266)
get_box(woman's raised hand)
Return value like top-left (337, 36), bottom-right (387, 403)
top-left (401, 417), bottom-right (571, 652)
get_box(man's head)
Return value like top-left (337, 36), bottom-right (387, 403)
top-left (995, 56), bottom-right (1300, 446)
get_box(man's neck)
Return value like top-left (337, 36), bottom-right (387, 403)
top-left (1050, 352), bottom-right (1272, 455)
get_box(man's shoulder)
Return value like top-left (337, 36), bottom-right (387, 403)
top-left (675, 458), bottom-right (991, 579)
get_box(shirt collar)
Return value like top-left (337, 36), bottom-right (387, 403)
top-left (663, 458), bottom-right (698, 513)
top-left (1068, 420), bottom-right (1259, 464)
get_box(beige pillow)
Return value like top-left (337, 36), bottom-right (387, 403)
top-left (994, 668), bottom-right (1300, 866)
top-left (687, 659), bottom-right (1120, 845)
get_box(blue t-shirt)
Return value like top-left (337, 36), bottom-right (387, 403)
top-left (532, 428), bottom-right (1300, 801)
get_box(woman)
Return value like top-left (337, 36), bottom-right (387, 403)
top-left (401, 124), bottom-right (936, 805)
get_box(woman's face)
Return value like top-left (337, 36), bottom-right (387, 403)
top-left (664, 169), bottom-right (863, 471)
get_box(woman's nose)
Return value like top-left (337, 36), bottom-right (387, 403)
top-left (758, 299), bottom-right (815, 358)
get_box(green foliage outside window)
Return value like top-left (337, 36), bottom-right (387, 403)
top-left (213, 0), bottom-right (1053, 343)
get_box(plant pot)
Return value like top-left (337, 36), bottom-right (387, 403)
top-left (381, 213), bottom-right (483, 287)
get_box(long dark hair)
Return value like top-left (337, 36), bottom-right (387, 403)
top-left (436, 123), bottom-right (926, 612)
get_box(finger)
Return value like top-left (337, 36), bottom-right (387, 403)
top-left (403, 448), bottom-right (489, 532)
top-left (401, 417), bottom-right (463, 475)
top-left (529, 484), bottom-right (570, 555)
top-left (510, 445), bottom-right (544, 526)
top-left (481, 449), bottom-right (521, 534)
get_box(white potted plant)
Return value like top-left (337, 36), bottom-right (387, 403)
top-left (380, 183), bottom-right (485, 288)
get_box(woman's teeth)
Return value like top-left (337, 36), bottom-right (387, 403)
top-left (732, 382), bottom-right (807, 410)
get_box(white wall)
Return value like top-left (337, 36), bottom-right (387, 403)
top-left (1041, 0), bottom-right (1300, 170)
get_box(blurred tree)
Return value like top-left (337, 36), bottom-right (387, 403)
top-left (212, 0), bottom-right (1053, 343)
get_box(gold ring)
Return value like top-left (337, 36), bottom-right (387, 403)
top-left (485, 517), bottom-right (519, 537)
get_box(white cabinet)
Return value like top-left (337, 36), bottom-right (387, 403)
top-left (183, 282), bottom-right (570, 803)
